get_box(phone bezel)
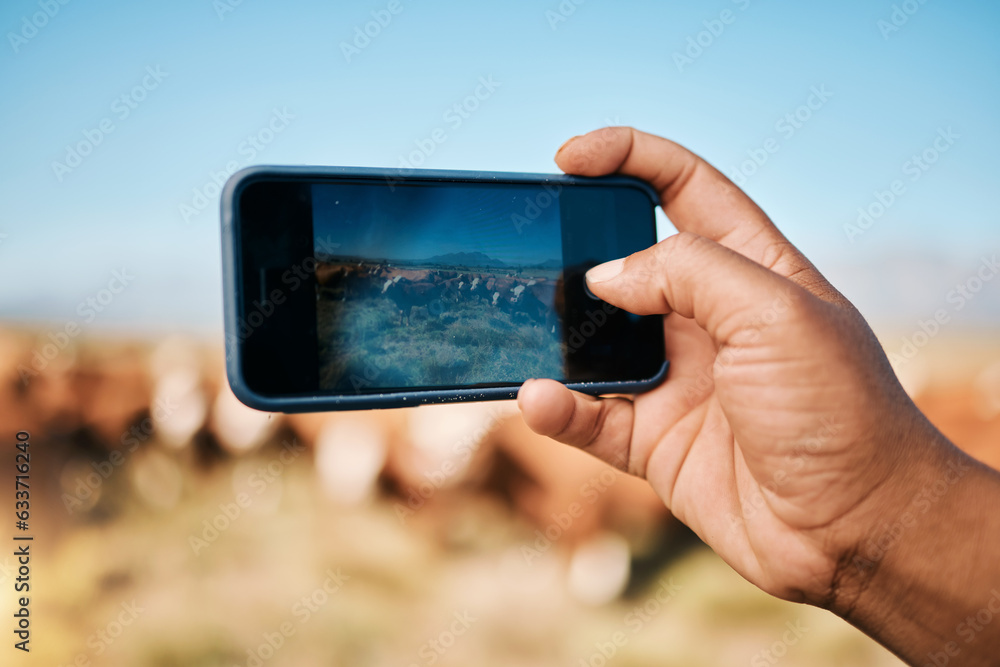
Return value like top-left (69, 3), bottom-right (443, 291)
top-left (221, 165), bottom-right (669, 412)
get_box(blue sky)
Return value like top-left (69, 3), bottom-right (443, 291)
top-left (313, 182), bottom-right (562, 266)
top-left (1, 0), bottom-right (998, 336)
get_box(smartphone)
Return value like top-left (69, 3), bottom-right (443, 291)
top-left (221, 166), bottom-right (667, 412)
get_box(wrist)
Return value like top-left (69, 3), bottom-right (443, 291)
top-left (825, 418), bottom-right (1000, 664)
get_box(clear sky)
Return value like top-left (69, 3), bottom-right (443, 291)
top-left (1, 0), bottom-right (998, 336)
top-left (313, 182), bottom-right (561, 266)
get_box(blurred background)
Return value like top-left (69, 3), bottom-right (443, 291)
top-left (1, 1), bottom-right (999, 665)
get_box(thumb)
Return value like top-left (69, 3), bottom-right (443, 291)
top-left (586, 232), bottom-right (808, 347)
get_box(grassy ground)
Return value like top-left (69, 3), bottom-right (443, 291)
top-left (317, 288), bottom-right (563, 390)
top-left (11, 445), bottom-right (902, 667)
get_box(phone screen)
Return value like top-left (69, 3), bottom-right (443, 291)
top-left (234, 174), bottom-right (665, 399)
top-left (313, 181), bottom-right (569, 391)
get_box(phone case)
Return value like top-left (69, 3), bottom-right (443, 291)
top-left (221, 165), bottom-right (669, 413)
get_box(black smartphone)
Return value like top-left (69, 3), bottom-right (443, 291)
top-left (221, 166), bottom-right (667, 412)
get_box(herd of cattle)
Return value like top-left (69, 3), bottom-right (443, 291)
top-left (0, 328), bottom-right (679, 598)
top-left (316, 261), bottom-right (563, 331)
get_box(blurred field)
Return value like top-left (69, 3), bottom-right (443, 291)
top-left (1, 325), bottom-right (998, 666)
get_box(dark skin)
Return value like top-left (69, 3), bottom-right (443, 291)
top-left (518, 127), bottom-right (1000, 666)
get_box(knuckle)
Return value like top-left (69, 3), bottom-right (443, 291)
top-left (661, 231), bottom-right (706, 258)
top-left (728, 284), bottom-right (810, 346)
top-left (654, 231), bottom-right (707, 277)
top-left (759, 239), bottom-right (799, 272)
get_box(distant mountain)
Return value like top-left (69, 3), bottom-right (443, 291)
top-left (420, 252), bottom-right (563, 269)
top-left (423, 251), bottom-right (509, 268)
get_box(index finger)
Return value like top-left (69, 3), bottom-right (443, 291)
top-left (556, 127), bottom-right (843, 303)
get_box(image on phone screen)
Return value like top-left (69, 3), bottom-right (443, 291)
top-left (311, 183), bottom-right (566, 391)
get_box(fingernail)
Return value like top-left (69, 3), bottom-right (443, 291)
top-left (555, 135), bottom-right (580, 158)
top-left (586, 258), bottom-right (625, 284)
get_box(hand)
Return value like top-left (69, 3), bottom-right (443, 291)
top-left (518, 127), bottom-right (1000, 664)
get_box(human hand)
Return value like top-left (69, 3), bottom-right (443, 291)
top-left (517, 129), bottom-right (999, 662)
